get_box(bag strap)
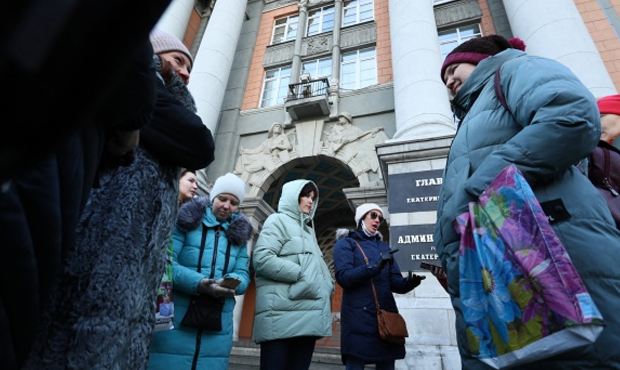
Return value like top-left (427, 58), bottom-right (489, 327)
top-left (221, 241), bottom-right (233, 275)
top-left (494, 67), bottom-right (516, 121)
top-left (197, 224), bottom-right (234, 277)
top-left (196, 224), bottom-right (207, 273)
top-left (352, 240), bottom-right (382, 311)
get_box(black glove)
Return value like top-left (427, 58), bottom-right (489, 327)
top-left (378, 251), bottom-right (394, 269)
top-left (407, 270), bottom-right (426, 288)
top-left (198, 278), bottom-right (235, 297)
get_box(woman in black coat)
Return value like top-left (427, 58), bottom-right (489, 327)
top-left (333, 203), bottom-right (425, 370)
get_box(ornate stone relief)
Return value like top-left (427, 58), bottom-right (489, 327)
top-left (305, 35), bottom-right (330, 55)
top-left (234, 113), bottom-right (387, 195)
top-left (234, 122), bottom-right (297, 188)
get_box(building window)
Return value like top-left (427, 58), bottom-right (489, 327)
top-left (340, 47), bottom-right (376, 90)
top-left (302, 57), bottom-right (332, 80)
top-left (342, 0), bottom-right (374, 27)
top-left (271, 15), bottom-right (298, 44)
top-left (260, 65), bottom-right (291, 107)
top-left (307, 6), bottom-right (335, 36)
top-left (433, 0), bottom-right (457, 5)
top-left (438, 24), bottom-right (482, 58)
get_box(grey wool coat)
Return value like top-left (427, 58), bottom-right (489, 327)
top-left (25, 62), bottom-right (214, 370)
top-left (25, 149), bottom-right (178, 370)
top-left (435, 48), bottom-right (620, 369)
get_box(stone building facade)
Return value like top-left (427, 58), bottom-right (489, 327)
top-left (155, 0), bottom-right (620, 368)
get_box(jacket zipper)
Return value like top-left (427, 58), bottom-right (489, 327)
top-left (603, 147), bottom-right (619, 197)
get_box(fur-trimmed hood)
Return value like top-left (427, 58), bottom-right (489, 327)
top-left (336, 227), bottom-right (383, 241)
top-left (177, 196), bottom-right (253, 246)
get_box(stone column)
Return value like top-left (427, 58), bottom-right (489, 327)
top-left (154, 0), bottom-right (194, 39)
top-left (290, 2), bottom-right (309, 85)
top-left (389, 0), bottom-right (454, 141)
top-left (188, 0), bottom-right (247, 133)
top-left (328, 0), bottom-right (344, 119)
top-left (331, 0), bottom-right (343, 84)
top-left (502, 0), bottom-right (616, 97)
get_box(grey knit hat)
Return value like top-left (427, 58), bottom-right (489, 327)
top-left (150, 29), bottom-right (193, 67)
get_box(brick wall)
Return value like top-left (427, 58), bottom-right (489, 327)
top-left (576, 0), bottom-right (620, 91)
top-left (375, 0), bottom-right (393, 83)
top-left (478, 0), bottom-right (497, 36)
top-left (241, 4), bottom-right (298, 110)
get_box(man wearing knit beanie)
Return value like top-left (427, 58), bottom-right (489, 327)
top-left (150, 29), bottom-right (193, 85)
top-left (597, 94), bottom-right (620, 145)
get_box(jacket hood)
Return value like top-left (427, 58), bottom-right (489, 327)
top-left (278, 179), bottom-right (319, 222)
top-left (452, 48), bottom-right (526, 121)
top-left (177, 195), bottom-right (253, 246)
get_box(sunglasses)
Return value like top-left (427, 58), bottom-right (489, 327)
top-left (368, 211), bottom-right (384, 223)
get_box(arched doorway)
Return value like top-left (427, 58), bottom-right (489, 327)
top-left (237, 155), bottom-right (361, 349)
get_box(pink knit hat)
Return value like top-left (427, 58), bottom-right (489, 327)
top-left (149, 29), bottom-right (193, 67)
top-left (441, 35), bottom-right (526, 82)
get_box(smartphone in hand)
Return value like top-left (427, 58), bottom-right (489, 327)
top-left (420, 262), bottom-right (444, 274)
top-left (219, 277), bottom-right (240, 289)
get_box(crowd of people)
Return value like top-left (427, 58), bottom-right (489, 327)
top-left (2, 4), bottom-right (620, 369)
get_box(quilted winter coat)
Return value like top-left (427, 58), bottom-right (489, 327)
top-left (435, 48), bottom-right (620, 369)
top-left (252, 179), bottom-right (334, 343)
top-left (149, 197), bottom-right (252, 370)
top-left (333, 229), bottom-right (419, 363)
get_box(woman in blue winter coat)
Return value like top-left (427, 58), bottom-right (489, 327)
top-left (437, 35), bottom-right (620, 369)
top-left (149, 173), bottom-right (252, 370)
top-left (333, 203), bottom-right (425, 370)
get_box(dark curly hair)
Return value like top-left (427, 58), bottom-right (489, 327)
top-left (298, 182), bottom-right (318, 202)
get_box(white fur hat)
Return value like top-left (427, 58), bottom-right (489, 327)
top-left (354, 203), bottom-right (383, 226)
top-left (209, 173), bottom-right (246, 203)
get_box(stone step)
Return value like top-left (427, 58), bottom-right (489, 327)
top-left (229, 344), bottom-right (346, 370)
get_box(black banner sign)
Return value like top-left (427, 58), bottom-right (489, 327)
top-left (388, 169), bottom-right (444, 213)
top-left (390, 224), bottom-right (439, 272)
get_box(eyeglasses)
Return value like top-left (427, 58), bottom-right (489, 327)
top-left (369, 211), bottom-right (384, 223)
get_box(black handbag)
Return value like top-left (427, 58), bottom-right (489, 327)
top-left (181, 225), bottom-right (232, 331)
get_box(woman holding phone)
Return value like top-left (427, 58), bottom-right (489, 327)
top-left (333, 203), bottom-right (425, 370)
top-left (149, 173), bottom-right (252, 370)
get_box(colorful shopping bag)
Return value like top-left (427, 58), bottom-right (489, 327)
top-left (456, 165), bottom-right (604, 369)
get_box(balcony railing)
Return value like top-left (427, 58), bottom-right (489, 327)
top-left (286, 77), bottom-right (330, 102)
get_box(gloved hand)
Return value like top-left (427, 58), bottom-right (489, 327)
top-left (198, 278), bottom-right (235, 297)
top-left (377, 251), bottom-right (394, 270)
top-left (406, 271), bottom-right (426, 288)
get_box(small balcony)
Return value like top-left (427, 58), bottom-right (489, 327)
top-left (285, 77), bottom-right (330, 120)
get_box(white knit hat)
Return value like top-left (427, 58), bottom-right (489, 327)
top-left (149, 29), bottom-right (193, 66)
top-left (354, 203), bottom-right (383, 226)
top-left (209, 173), bottom-right (246, 203)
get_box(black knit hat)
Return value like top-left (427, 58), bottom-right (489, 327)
top-left (441, 35), bottom-right (526, 81)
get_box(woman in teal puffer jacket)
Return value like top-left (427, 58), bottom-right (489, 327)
top-left (437, 35), bottom-right (620, 369)
top-left (149, 173), bottom-right (252, 370)
top-left (252, 179), bottom-right (334, 370)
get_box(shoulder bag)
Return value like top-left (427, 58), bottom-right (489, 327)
top-left (353, 240), bottom-right (408, 344)
top-left (181, 225), bottom-right (232, 331)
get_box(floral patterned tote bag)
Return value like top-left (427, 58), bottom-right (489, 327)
top-left (456, 165), bottom-right (604, 369)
